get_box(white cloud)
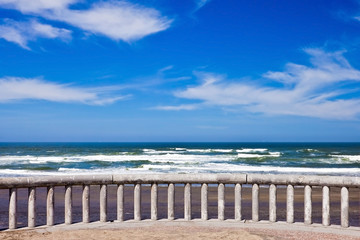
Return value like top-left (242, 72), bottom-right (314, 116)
top-left (0, 0), bottom-right (172, 44)
top-left (153, 104), bottom-right (199, 111)
top-left (52, 2), bottom-right (171, 41)
top-left (0, 19), bottom-right (71, 49)
top-left (159, 49), bottom-right (360, 120)
top-left (0, 0), bottom-right (76, 12)
top-left (0, 77), bottom-right (125, 105)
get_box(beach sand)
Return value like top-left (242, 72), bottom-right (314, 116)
top-left (0, 184), bottom-right (359, 239)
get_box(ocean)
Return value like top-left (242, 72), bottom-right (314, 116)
top-left (0, 142), bottom-right (359, 177)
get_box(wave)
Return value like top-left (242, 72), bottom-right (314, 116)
top-left (185, 149), bottom-right (212, 153)
top-left (0, 153), bottom-right (236, 165)
top-left (330, 155), bottom-right (360, 162)
top-left (237, 152), bottom-right (280, 158)
top-left (296, 149), bottom-right (319, 153)
top-left (135, 163), bottom-right (360, 175)
top-left (236, 148), bottom-right (268, 153)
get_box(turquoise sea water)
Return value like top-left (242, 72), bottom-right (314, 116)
top-left (0, 142), bottom-right (359, 176)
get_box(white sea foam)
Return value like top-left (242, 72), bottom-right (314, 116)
top-left (330, 155), bottom-right (360, 162)
top-left (186, 149), bottom-right (212, 153)
top-left (237, 153), bottom-right (266, 158)
top-left (296, 149), bottom-right (319, 153)
top-left (0, 153), bottom-right (236, 165)
top-left (212, 149), bottom-right (234, 153)
top-left (236, 148), bottom-right (268, 153)
top-left (269, 152), bottom-right (281, 157)
top-left (186, 149), bottom-right (234, 153)
top-left (136, 162), bottom-right (360, 175)
top-left (1, 162), bottom-right (360, 176)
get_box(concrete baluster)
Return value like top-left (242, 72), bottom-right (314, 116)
top-left (151, 183), bottom-right (158, 220)
top-left (269, 184), bottom-right (276, 222)
top-left (341, 187), bottom-right (349, 228)
top-left (65, 185), bottom-right (72, 225)
top-left (47, 186), bottom-right (54, 226)
top-left (82, 185), bottom-right (90, 223)
top-left (9, 188), bottom-right (17, 230)
top-left (168, 183), bottom-right (175, 220)
top-left (252, 184), bottom-right (259, 222)
top-left (201, 183), bottom-right (208, 220)
top-left (322, 186), bottom-right (330, 226)
top-left (117, 184), bottom-right (124, 222)
top-left (184, 183), bottom-right (191, 220)
top-left (134, 183), bottom-right (141, 221)
top-left (235, 183), bottom-right (242, 221)
top-left (100, 184), bottom-right (107, 222)
top-left (28, 187), bottom-right (36, 228)
top-left (304, 185), bottom-right (312, 225)
top-left (218, 183), bottom-right (225, 220)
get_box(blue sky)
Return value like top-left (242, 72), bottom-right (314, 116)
top-left (1, 0), bottom-right (360, 142)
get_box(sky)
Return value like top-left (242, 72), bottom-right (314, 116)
top-left (0, 0), bottom-right (360, 142)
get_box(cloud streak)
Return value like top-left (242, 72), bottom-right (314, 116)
top-left (158, 49), bottom-right (360, 120)
top-left (0, 77), bottom-right (125, 105)
top-left (0, 0), bottom-right (172, 48)
top-left (0, 19), bottom-right (71, 49)
top-left (194, 0), bottom-right (211, 11)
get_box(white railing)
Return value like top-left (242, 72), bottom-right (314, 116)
top-left (1, 173), bottom-right (359, 230)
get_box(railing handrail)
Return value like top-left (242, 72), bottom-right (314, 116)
top-left (0, 173), bottom-right (359, 188)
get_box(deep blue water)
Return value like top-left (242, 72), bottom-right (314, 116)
top-left (0, 142), bottom-right (359, 176)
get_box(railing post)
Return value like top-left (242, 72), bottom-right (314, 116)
top-left (218, 183), bottom-right (225, 220)
top-left (184, 183), bottom-right (191, 220)
top-left (235, 183), bottom-right (242, 221)
top-left (9, 188), bottom-right (17, 230)
top-left (82, 185), bottom-right (90, 223)
top-left (341, 186), bottom-right (349, 228)
top-left (117, 184), bottom-right (124, 222)
top-left (151, 183), bottom-right (158, 220)
top-left (201, 183), bottom-right (208, 220)
top-left (286, 184), bottom-right (294, 223)
top-left (322, 186), bottom-right (330, 226)
top-left (47, 186), bottom-right (54, 226)
top-left (28, 187), bottom-right (36, 228)
top-left (134, 183), bottom-right (141, 221)
top-left (65, 185), bottom-right (72, 225)
top-left (269, 184), bottom-right (276, 222)
top-left (168, 183), bottom-right (175, 220)
top-left (252, 183), bottom-right (259, 222)
top-left (100, 184), bottom-right (107, 222)
top-left (304, 185), bottom-right (312, 225)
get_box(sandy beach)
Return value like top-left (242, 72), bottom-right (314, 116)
top-left (1, 220), bottom-right (360, 240)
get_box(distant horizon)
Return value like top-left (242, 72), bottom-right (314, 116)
top-left (1, 141), bottom-right (360, 143)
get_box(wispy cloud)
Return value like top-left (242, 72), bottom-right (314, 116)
top-left (194, 0), bottom-right (211, 12)
top-left (41, 1), bottom-right (172, 42)
top-left (157, 48), bottom-right (360, 120)
top-left (0, 0), bottom-right (76, 12)
top-left (0, 77), bottom-right (125, 105)
top-left (153, 104), bottom-right (199, 111)
top-left (0, 19), bottom-right (71, 49)
top-left (0, 0), bottom-right (172, 48)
